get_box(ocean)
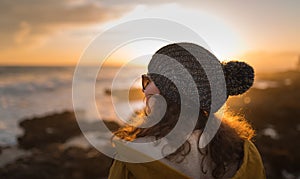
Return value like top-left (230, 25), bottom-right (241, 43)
top-left (0, 66), bottom-right (280, 146)
top-left (0, 66), bottom-right (147, 146)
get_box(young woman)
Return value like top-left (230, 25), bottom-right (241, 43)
top-left (109, 43), bottom-right (265, 179)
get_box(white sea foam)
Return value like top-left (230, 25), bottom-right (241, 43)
top-left (0, 66), bottom-right (146, 146)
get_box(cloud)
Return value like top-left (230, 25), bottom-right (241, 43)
top-left (2, 0), bottom-right (299, 55)
top-left (0, 0), bottom-right (136, 50)
top-left (14, 21), bottom-right (31, 44)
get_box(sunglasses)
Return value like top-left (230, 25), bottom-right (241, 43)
top-left (142, 74), bottom-right (151, 90)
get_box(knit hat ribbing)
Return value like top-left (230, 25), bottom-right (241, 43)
top-left (147, 42), bottom-right (254, 113)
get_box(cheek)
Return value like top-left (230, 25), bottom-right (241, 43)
top-left (147, 83), bottom-right (160, 95)
top-left (153, 86), bottom-right (160, 94)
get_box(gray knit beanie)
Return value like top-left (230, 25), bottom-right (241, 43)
top-left (147, 42), bottom-right (254, 113)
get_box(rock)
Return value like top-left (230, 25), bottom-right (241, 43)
top-left (17, 111), bottom-right (120, 149)
top-left (0, 145), bottom-right (113, 179)
top-left (3, 111), bottom-right (121, 178)
top-left (17, 111), bottom-right (81, 149)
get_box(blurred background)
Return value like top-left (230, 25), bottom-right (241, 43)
top-left (0, 0), bottom-right (299, 178)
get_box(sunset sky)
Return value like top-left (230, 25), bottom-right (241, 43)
top-left (0, 0), bottom-right (299, 71)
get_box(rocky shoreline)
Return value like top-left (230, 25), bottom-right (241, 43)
top-left (0, 111), bottom-right (120, 179)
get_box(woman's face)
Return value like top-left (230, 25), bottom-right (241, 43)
top-left (142, 81), bottom-right (160, 102)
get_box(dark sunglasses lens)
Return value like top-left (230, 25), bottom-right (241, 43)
top-left (142, 75), bottom-right (150, 90)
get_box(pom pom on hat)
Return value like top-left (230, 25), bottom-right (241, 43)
top-left (222, 61), bottom-right (254, 96)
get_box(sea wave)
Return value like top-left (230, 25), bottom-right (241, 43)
top-left (0, 77), bottom-right (72, 94)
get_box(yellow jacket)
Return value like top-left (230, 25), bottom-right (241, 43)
top-left (108, 140), bottom-right (266, 179)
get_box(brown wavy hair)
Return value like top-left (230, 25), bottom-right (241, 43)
top-left (114, 99), bottom-right (255, 178)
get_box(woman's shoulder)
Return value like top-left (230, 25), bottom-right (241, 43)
top-left (232, 140), bottom-right (266, 179)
